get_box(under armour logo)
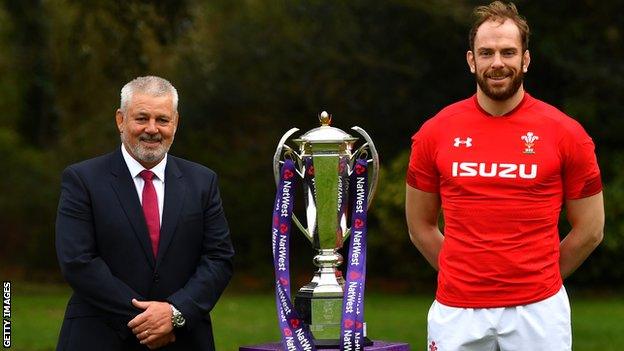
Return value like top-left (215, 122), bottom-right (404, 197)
top-left (454, 137), bottom-right (472, 147)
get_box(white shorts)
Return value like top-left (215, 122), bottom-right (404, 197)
top-left (427, 286), bottom-right (571, 351)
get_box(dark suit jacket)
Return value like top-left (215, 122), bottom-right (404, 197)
top-left (55, 148), bottom-right (234, 351)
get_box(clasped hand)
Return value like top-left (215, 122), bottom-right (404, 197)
top-left (128, 299), bottom-right (176, 349)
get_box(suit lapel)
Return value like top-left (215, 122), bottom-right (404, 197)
top-left (109, 148), bottom-right (156, 268)
top-left (156, 157), bottom-right (186, 267)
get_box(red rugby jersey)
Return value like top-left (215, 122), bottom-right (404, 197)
top-left (407, 93), bottom-right (602, 307)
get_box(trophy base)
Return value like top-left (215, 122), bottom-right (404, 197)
top-left (295, 289), bottom-right (371, 348)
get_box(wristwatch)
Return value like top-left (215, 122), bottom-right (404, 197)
top-left (171, 304), bottom-right (186, 328)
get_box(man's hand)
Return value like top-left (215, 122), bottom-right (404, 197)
top-left (128, 299), bottom-right (174, 347)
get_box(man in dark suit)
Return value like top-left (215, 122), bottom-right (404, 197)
top-left (55, 76), bottom-right (234, 350)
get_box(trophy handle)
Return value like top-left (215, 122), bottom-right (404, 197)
top-left (273, 127), bottom-right (301, 186)
top-left (273, 128), bottom-right (314, 243)
top-left (341, 127), bottom-right (379, 242)
top-left (351, 126), bottom-right (380, 208)
top-left (292, 215), bottom-right (313, 243)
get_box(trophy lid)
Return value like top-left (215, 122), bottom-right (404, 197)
top-left (294, 111), bottom-right (358, 144)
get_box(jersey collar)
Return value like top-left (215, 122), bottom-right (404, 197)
top-left (473, 92), bottom-right (531, 117)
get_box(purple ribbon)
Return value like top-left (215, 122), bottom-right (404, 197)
top-left (340, 158), bottom-right (369, 351)
top-left (272, 159), bottom-right (317, 351)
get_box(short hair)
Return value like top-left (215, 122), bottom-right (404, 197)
top-left (120, 76), bottom-right (178, 113)
top-left (468, 1), bottom-right (530, 52)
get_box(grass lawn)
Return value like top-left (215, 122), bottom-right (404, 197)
top-left (8, 283), bottom-right (624, 350)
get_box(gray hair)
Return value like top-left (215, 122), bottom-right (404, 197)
top-left (120, 76), bottom-right (178, 113)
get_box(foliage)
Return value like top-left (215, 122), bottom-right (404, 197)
top-left (370, 150), bottom-right (436, 290)
top-left (0, 0), bottom-right (622, 290)
top-left (0, 129), bottom-right (59, 275)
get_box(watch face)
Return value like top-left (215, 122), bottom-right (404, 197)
top-left (171, 306), bottom-right (185, 327)
top-left (173, 312), bottom-right (185, 327)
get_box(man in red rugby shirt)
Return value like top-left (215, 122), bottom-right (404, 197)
top-left (405, 2), bottom-right (604, 350)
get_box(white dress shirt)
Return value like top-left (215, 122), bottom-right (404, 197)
top-left (121, 144), bottom-right (166, 224)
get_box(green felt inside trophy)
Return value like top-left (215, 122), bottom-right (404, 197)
top-left (311, 151), bottom-right (340, 249)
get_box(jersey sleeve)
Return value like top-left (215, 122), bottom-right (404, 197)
top-left (406, 123), bottom-right (440, 192)
top-left (561, 123), bottom-right (602, 199)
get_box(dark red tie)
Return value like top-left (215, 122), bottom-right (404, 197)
top-left (140, 170), bottom-right (160, 257)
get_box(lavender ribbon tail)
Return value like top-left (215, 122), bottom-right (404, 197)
top-left (272, 159), bottom-right (317, 351)
top-left (340, 159), bottom-right (369, 351)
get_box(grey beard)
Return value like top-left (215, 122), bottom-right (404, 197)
top-left (120, 133), bottom-right (171, 165)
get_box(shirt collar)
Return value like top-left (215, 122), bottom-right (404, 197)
top-left (473, 91), bottom-right (530, 117)
top-left (120, 144), bottom-right (167, 181)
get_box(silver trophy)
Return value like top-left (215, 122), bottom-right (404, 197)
top-left (273, 111), bottom-right (379, 346)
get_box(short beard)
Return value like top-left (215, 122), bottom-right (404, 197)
top-left (121, 132), bottom-right (172, 166)
top-left (476, 68), bottom-right (524, 101)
